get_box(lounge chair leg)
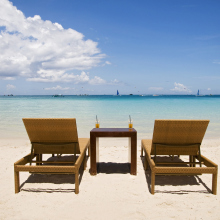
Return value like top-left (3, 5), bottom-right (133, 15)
top-left (75, 172), bottom-right (79, 194)
top-left (84, 155), bottom-right (87, 170)
top-left (40, 154), bottom-right (43, 165)
top-left (144, 156), bottom-right (148, 170)
top-left (192, 156), bottom-right (196, 167)
top-left (151, 172), bottom-right (155, 194)
top-left (189, 155), bottom-right (193, 167)
top-left (212, 173), bottom-right (217, 195)
top-left (36, 154), bottom-right (40, 165)
top-left (141, 146), bottom-right (143, 157)
top-left (14, 170), bottom-right (20, 193)
top-left (88, 146), bottom-right (90, 157)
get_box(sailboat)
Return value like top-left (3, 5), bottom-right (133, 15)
top-left (196, 89), bottom-right (204, 97)
top-left (117, 90), bottom-right (119, 96)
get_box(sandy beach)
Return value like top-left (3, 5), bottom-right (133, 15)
top-left (0, 138), bottom-right (219, 220)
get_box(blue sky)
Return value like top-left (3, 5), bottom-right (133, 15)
top-left (0, 0), bottom-right (220, 95)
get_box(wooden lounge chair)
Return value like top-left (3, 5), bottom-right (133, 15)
top-left (14, 118), bottom-right (89, 194)
top-left (141, 120), bottom-right (218, 194)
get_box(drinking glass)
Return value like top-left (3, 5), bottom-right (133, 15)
top-left (95, 120), bottom-right (100, 128)
top-left (128, 119), bottom-right (133, 129)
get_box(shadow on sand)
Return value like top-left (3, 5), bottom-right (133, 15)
top-left (97, 162), bottom-right (130, 174)
top-left (140, 155), bottom-right (212, 194)
top-left (20, 155), bottom-right (88, 193)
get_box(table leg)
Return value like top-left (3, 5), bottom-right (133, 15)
top-left (130, 134), bottom-right (137, 175)
top-left (96, 137), bottom-right (99, 163)
top-left (128, 137), bottom-right (131, 163)
top-left (90, 134), bottom-right (97, 175)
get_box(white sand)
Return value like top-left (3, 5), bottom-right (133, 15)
top-left (0, 138), bottom-right (220, 220)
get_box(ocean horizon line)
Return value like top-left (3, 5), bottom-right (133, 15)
top-left (1, 94), bottom-right (220, 96)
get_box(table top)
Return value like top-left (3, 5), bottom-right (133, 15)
top-left (90, 128), bottom-right (137, 133)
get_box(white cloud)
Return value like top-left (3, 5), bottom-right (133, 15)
top-left (27, 71), bottom-right (90, 83)
top-left (213, 61), bottom-right (220, 64)
top-left (38, 71), bottom-right (115, 86)
top-left (6, 84), bottom-right (15, 90)
top-left (44, 85), bottom-right (73, 90)
top-left (0, 0), bottom-right (105, 82)
top-left (207, 88), bottom-right (211, 90)
top-left (109, 79), bottom-right (121, 85)
top-left (89, 76), bottom-right (106, 85)
top-left (170, 82), bottom-right (191, 93)
top-left (148, 87), bottom-right (163, 91)
top-left (88, 77), bottom-right (122, 85)
top-left (101, 60), bottom-right (112, 67)
top-left (2, 77), bottom-right (15, 80)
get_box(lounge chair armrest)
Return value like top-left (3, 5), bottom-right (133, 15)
top-left (74, 145), bottom-right (87, 169)
top-left (14, 153), bottom-right (36, 165)
top-left (145, 149), bottom-right (155, 168)
top-left (200, 155), bottom-right (218, 167)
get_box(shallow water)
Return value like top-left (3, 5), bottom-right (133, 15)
top-left (0, 95), bottom-right (220, 140)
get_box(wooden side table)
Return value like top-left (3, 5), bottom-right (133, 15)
top-left (90, 128), bottom-right (137, 175)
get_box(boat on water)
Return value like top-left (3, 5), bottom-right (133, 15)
top-left (52, 94), bottom-right (64, 97)
top-left (196, 90), bottom-right (204, 97)
top-left (114, 90), bottom-right (121, 96)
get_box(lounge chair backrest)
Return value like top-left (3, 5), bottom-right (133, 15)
top-left (152, 120), bottom-right (209, 145)
top-left (23, 118), bottom-right (80, 153)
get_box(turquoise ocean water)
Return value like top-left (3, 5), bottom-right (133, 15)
top-left (0, 95), bottom-right (220, 140)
